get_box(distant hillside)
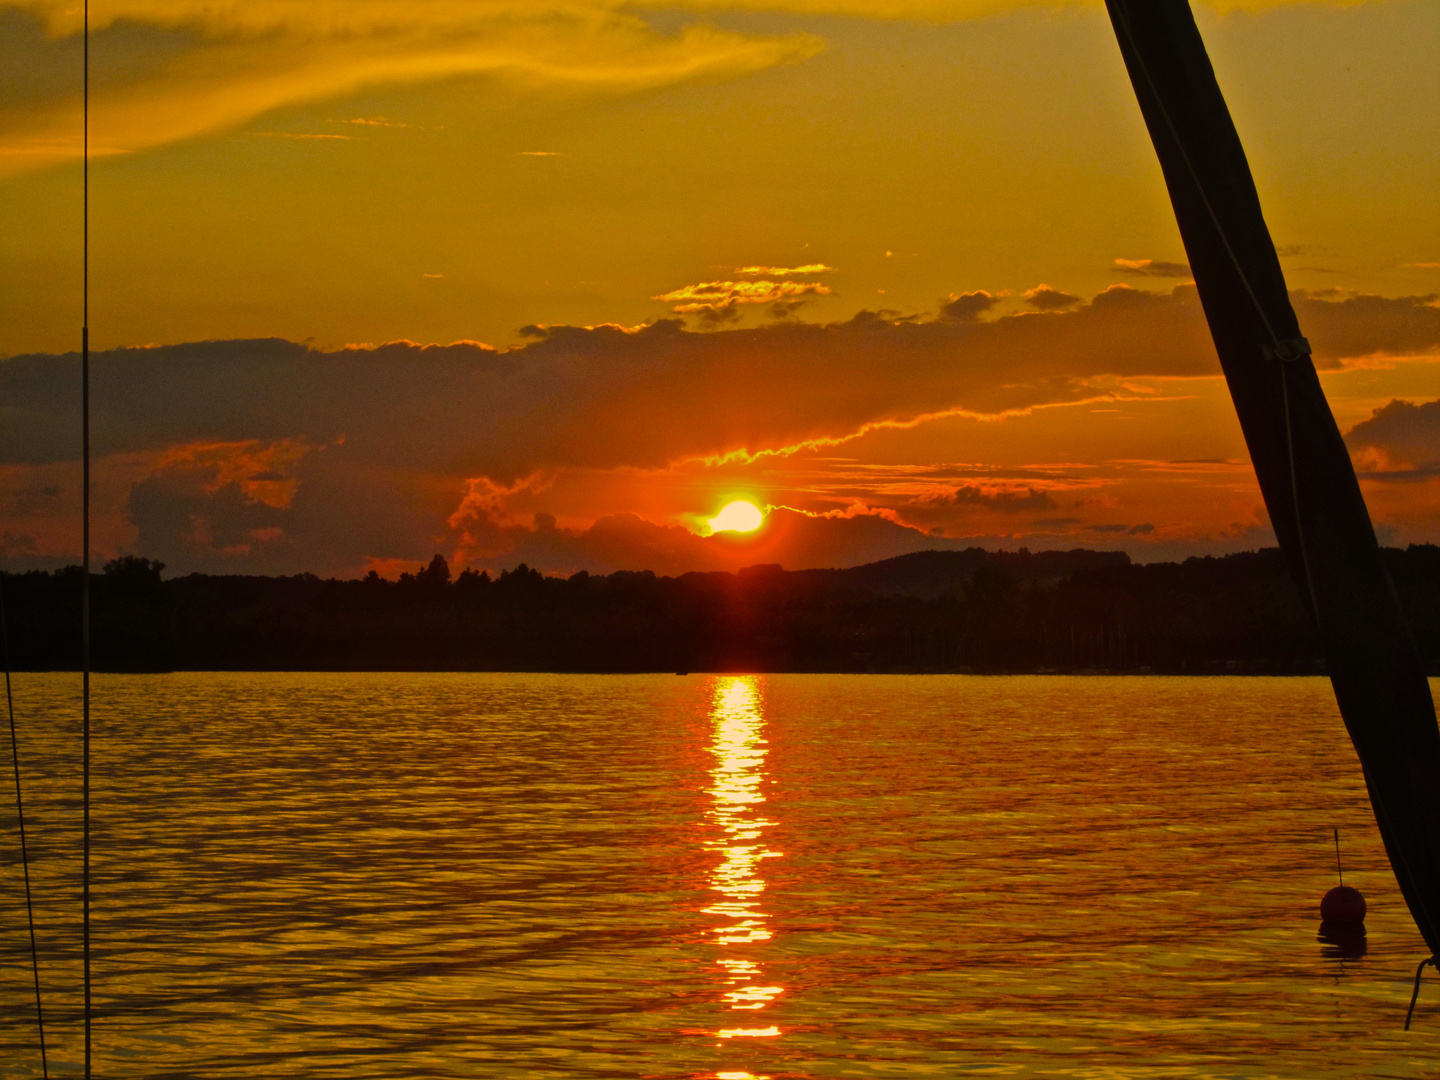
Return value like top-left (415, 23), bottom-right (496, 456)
top-left (4, 544), bottom-right (1440, 674)
top-left (786, 547), bottom-right (1131, 600)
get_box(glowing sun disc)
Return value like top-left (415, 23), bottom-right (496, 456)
top-left (709, 501), bottom-right (763, 533)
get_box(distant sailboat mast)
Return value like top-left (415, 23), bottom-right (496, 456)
top-left (1103, 0), bottom-right (1440, 994)
top-left (82, 0), bottom-right (93, 1071)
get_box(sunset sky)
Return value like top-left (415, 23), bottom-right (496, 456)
top-left (1, 0), bottom-right (1437, 578)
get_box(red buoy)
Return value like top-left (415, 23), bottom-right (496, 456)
top-left (1321, 885), bottom-right (1366, 924)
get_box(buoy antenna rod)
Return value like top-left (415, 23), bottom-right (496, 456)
top-left (1407, 957), bottom-right (1434, 1030)
top-left (1334, 828), bottom-right (1344, 887)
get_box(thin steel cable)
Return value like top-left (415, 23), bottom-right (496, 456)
top-left (2, 582), bottom-right (48, 1075)
top-left (82, 0), bottom-right (92, 1073)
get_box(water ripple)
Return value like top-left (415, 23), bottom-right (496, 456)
top-left (0, 673), bottom-right (1434, 1077)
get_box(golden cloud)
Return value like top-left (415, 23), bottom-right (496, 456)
top-left (0, 2), bottom-right (822, 175)
top-left (643, 0), bottom-right (1376, 18)
top-left (654, 278), bottom-right (833, 313)
top-left (735, 264), bottom-right (834, 276)
top-left (2, 0), bottom-right (1366, 175)
top-left (8, 0), bottom-right (1358, 40)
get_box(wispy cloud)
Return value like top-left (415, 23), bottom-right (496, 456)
top-left (1113, 258), bottom-right (1192, 279)
top-left (1090, 522), bottom-right (1155, 535)
top-left (0, 0), bottom-right (1380, 175)
top-left (654, 278), bottom-right (832, 314)
top-left (332, 117), bottom-right (406, 127)
top-left (640, 0), bottom-right (1378, 18)
top-left (735, 263), bottom-right (833, 276)
top-left (0, 2), bottom-right (822, 175)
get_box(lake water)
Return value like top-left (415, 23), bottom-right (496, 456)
top-left (2, 673), bottom-right (1438, 1077)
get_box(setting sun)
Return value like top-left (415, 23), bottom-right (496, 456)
top-left (709, 501), bottom-right (764, 534)
top-left (7, 3), bottom-right (1440, 1076)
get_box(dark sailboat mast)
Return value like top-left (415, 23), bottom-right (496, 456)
top-left (1103, 1), bottom-right (1440, 965)
top-left (82, 0), bottom-right (93, 1072)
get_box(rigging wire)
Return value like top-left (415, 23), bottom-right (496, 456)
top-left (1107, 6), bottom-right (1279, 341)
top-left (1106, 3), bottom-right (1323, 627)
top-left (1108, 0), bottom-right (1437, 1022)
top-left (82, 0), bottom-right (93, 1073)
top-left (1279, 363), bottom-right (1320, 623)
top-left (2, 582), bottom-right (48, 1075)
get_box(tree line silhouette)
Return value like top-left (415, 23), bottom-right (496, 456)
top-left (4, 545), bottom-right (1440, 674)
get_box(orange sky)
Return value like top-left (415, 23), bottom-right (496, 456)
top-left (1, 1), bottom-right (1437, 577)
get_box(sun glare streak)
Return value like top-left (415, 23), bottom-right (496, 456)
top-left (704, 676), bottom-right (784, 1049)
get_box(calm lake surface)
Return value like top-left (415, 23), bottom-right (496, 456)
top-left (2, 673), bottom-right (1438, 1077)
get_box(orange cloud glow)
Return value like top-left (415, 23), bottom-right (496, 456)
top-left (151, 438), bottom-right (313, 508)
top-left (2, 285), bottom-right (1437, 575)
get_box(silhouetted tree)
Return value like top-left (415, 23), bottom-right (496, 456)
top-left (103, 555), bottom-right (165, 584)
top-left (14, 545), bottom-right (1440, 673)
top-left (454, 567), bottom-right (491, 595)
top-left (418, 554), bottom-right (451, 587)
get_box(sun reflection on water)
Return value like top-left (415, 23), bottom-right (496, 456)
top-left (704, 676), bottom-right (784, 1055)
